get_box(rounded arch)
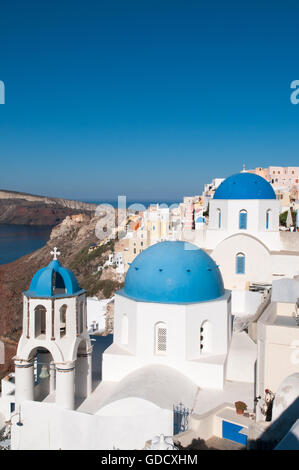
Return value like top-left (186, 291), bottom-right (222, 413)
top-left (213, 232), bottom-right (272, 254)
top-left (34, 304), bottom-right (46, 337)
top-left (211, 233), bottom-right (272, 288)
top-left (60, 304), bottom-right (67, 337)
top-left (71, 335), bottom-right (92, 361)
top-left (22, 342), bottom-right (64, 363)
top-left (24, 346), bottom-right (55, 402)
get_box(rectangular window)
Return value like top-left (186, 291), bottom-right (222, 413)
top-left (239, 212), bottom-right (247, 230)
top-left (236, 255), bottom-right (245, 274)
top-left (157, 327), bottom-right (167, 353)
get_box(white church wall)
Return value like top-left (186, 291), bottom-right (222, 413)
top-left (185, 294), bottom-right (230, 360)
top-left (17, 294), bottom-right (90, 364)
top-left (102, 345), bottom-right (143, 381)
top-left (102, 348), bottom-right (226, 388)
top-left (211, 234), bottom-right (272, 289)
top-left (205, 199), bottom-right (281, 251)
top-left (258, 199), bottom-right (280, 232)
top-left (103, 289), bottom-right (232, 389)
top-left (113, 294), bottom-right (138, 355)
top-left (11, 399), bottom-right (172, 450)
top-left (231, 290), bottom-right (262, 317)
top-left (208, 199), bottom-right (229, 230)
top-left (136, 301), bottom-right (186, 362)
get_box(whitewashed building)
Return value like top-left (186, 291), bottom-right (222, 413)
top-left (205, 172), bottom-right (299, 287)
top-left (4, 241), bottom-right (258, 450)
top-left (102, 241), bottom-right (232, 389)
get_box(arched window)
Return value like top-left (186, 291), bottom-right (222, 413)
top-left (121, 314), bottom-right (129, 344)
top-left (217, 209), bottom-right (221, 228)
top-left (266, 209), bottom-right (271, 230)
top-left (239, 210), bottom-right (247, 230)
top-left (60, 304), bottom-right (67, 337)
top-left (236, 253), bottom-right (245, 274)
top-left (52, 271), bottom-right (65, 295)
top-left (35, 305), bottom-right (46, 337)
top-left (155, 322), bottom-right (167, 355)
top-left (200, 320), bottom-right (213, 353)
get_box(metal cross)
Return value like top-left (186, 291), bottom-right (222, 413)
top-left (50, 247), bottom-right (61, 260)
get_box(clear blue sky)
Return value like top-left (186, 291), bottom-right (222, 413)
top-left (0, 0), bottom-right (299, 201)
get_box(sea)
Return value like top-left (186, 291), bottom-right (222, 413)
top-left (0, 199), bottom-right (180, 266)
top-left (86, 199), bottom-right (180, 209)
top-left (0, 225), bottom-right (52, 266)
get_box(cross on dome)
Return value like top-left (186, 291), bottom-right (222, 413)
top-left (50, 247), bottom-right (61, 261)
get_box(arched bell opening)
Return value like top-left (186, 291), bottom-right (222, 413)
top-left (28, 347), bottom-right (55, 402)
top-left (52, 271), bottom-right (66, 295)
top-left (60, 304), bottom-right (67, 338)
top-left (34, 305), bottom-right (46, 338)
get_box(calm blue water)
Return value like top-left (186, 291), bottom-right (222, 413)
top-left (85, 199), bottom-right (180, 208)
top-left (0, 225), bottom-right (52, 265)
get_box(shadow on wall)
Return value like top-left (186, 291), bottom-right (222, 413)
top-left (90, 334), bottom-right (113, 386)
top-left (249, 397), bottom-right (299, 450)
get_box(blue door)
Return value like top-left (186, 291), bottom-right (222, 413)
top-left (222, 420), bottom-right (247, 445)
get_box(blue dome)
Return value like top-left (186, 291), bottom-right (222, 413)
top-left (214, 172), bottom-right (276, 200)
top-left (122, 241), bottom-right (225, 304)
top-left (25, 259), bottom-right (83, 297)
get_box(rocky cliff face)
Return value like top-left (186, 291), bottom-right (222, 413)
top-left (0, 211), bottom-right (125, 377)
top-left (0, 189), bottom-right (97, 225)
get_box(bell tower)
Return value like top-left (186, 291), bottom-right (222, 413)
top-left (14, 248), bottom-right (92, 410)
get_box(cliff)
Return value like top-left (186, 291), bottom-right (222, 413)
top-left (0, 189), bottom-right (97, 225)
top-left (0, 212), bottom-right (125, 377)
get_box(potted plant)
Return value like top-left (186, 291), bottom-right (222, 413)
top-left (234, 401), bottom-right (247, 415)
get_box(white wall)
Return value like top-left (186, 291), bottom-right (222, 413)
top-left (226, 332), bottom-right (257, 383)
top-left (103, 291), bottom-right (231, 389)
top-left (86, 297), bottom-right (107, 332)
top-left (271, 278), bottom-right (299, 303)
top-left (207, 199), bottom-right (281, 251)
top-left (211, 234), bottom-right (272, 289)
top-left (11, 399), bottom-right (172, 450)
top-left (231, 290), bottom-right (262, 316)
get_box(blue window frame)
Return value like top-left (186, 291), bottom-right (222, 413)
top-left (239, 210), bottom-right (247, 230)
top-left (236, 253), bottom-right (245, 274)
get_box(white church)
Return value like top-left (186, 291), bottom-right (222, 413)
top-left (0, 239), bottom-right (259, 450)
top-left (1, 171), bottom-right (299, 450)
top-left (192, 171), bottom-right (299, 290)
